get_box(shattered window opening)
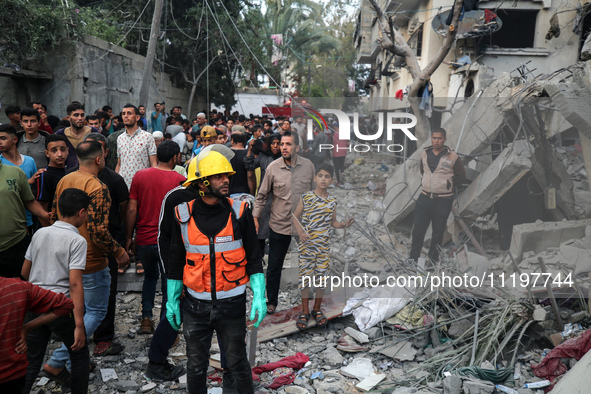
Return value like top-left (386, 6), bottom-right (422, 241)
top-left (486, 9), bottom-right (538, 49)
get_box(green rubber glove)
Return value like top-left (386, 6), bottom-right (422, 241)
top-left (166, 279), bottom-right (183, 331)
top-left (249, 273), bottom-right (267, 328)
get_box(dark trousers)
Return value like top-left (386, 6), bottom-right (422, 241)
top-left (23, 313), bottom-right (89, 394)
top-left (266, 228), bottom-right (292, 307)
top-left (137, 244), bottom-right (167, 319)
top-left (182, 293), bottom-right (253, 394)
top-left (148, 307), bottom-right (176, 364)
top-left (258, 239), bottom-right (267, 257)
top-left (332, 156), bottom-right (346, 184)
top-left (410, 193), bottom-right (453, 262)
top-left (148, 313), bottom-right (229, 369)
top-left (94, 256), bottom-right (118, 344)
top-left (0, 234), bottom-right (31, 278)
top-left (0, 376), bottom-right (24, 392)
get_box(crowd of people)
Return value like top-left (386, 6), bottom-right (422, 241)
top-left (0, 100), bottom-right (355, 393)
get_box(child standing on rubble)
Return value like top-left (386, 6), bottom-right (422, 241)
top-left (293, 163), bottom-right (354, 330)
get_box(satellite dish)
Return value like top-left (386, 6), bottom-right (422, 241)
top-left (432, 9), bottom-right (502, 39)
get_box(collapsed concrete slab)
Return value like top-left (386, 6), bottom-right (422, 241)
top-left (509, 219), bottom-right (591, 262)
top-left (384, 74), bottom-right (513, 229)
top-left (455, 140), bottom-right (534, 218)
top-left (544, 81), bottom-right (591, 141)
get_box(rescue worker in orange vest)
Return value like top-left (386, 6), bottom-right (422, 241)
top-left (409, 128), bottom-right (466, 263)
top-left (166, 145), bottom-right (266, 394)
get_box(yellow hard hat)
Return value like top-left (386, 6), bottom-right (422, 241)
top-left (182, 150), bottom-right (235, 187)
top-left (183, 156), bottom-right (199, 187)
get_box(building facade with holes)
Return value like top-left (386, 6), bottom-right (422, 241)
top-left (355, 0), bottom-right (589, 117)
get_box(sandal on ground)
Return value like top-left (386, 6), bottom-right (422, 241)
top-left (296, 314), bottom-right (310, 331)
top-left (94, 341), bottom-right (125, 356)
top-left (136, 262), bottom-right (144, 274)
top-left (311, 310), bottom-right (327, 327)
top-left (117, 261), bottom-right (131, 274)
top-left (40, 368), bottom-right (71, 385)
top-left (267, 305), bottom-right (276, 314)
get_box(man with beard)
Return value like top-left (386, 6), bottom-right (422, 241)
top-left (253, 131), bottom-right (314, 314)
top-left (244, 133), bottom-right (281, 254)
top-left (138, 105), bottom-right (147, 129)
top-left (166, 145), bottom-right (266, 394)
top-left (115, 104), bottom-right (157, 189)
top-left (55, 102), bottom-right (100, 168)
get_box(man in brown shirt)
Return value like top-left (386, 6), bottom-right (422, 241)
top-left (55, 102), bottom-right (99, 168)
top-left (43, 140), bottom-right (129, 380)
top-left (253, 130), bottom-right (315, 313)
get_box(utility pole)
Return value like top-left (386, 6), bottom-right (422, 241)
top-left (139, 0), bottom-right (164, 107)
top-left (160, 0), bottom-right (168, 86)
top-left (307, 52), bottom-right (311, 98)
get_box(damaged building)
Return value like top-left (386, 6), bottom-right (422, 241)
top-left (355, 0), bottom-right (591, 110)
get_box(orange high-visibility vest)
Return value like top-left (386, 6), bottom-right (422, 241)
top-left (175, 198), bottom-right (248, 294)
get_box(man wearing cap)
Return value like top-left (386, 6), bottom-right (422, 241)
top-left (409, 128), bottom-right (466, 263)
top-left (166, 145), bottom-right (266, 394)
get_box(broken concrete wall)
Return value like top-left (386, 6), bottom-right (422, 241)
top-left (384, 74), bottom-right (513, 229)
top-left (455, 140), bottom-right (534, 218)
top-left (509, 219), bottom-right (591, 262)
top-left (544, 65), bottom-right (591, 213)
top-left (0, 35), bottom-right (197, 123)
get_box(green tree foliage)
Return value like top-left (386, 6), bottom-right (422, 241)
top-left (291, 0), bottom-right (369, 97)
top-left (1, 0), bottom-right (364, 109)
top-left (0, 0), bottom-right (72, 64)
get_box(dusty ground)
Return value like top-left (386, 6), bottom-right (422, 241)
top-left (29, 153), bottom-right (581, 394)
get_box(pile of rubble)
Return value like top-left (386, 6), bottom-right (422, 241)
top-left (29, 60), bottom-right (591, 391)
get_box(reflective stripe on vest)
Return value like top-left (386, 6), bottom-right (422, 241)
top-left (177, 198), bottom-right (244, 254)
top-left (175, 197), bottom-right (248, 294)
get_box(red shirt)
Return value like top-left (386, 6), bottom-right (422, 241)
top-left (332, 130), bottom-right (348, 158)
top-left (0, 278), bottom-right (74, 384)
top-left (38, 122), bottom-right (54, 134)
top-left (130, 167), bottom-right (186, 245)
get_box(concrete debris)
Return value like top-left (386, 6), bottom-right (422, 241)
top-left (455, 140), bottom-right (534, 219)
top-left (355, 372), bottom-right (386, 391)
top-left (115, 380), bottom-right (140, 391)
top-left (142, 382), bottom-right (157, 392)
top-left (322, 346), bottom-right (344, 366)
top-left (509, 219), bottom-right (591, 263)
top-left (365, 210), bottom-right (382, 225)
top-left (343, 327), bottom-right (369, 343)
top-left (340, 358), bottom-right (374, 380)
top-left (371, 340), bottom-right (417, 361)
top-left (581, 33), bottom-right (591, 61)
top-left (100, 368), bottom-right (118, 382)
top-left (443, 375), bottom-right (463, 394)
top-left (285, 386), bottom-right (309, 394)
top-left (533, 306), bottom-right (548, 322)
top-left (462, 378), bottom-right (495, 394)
